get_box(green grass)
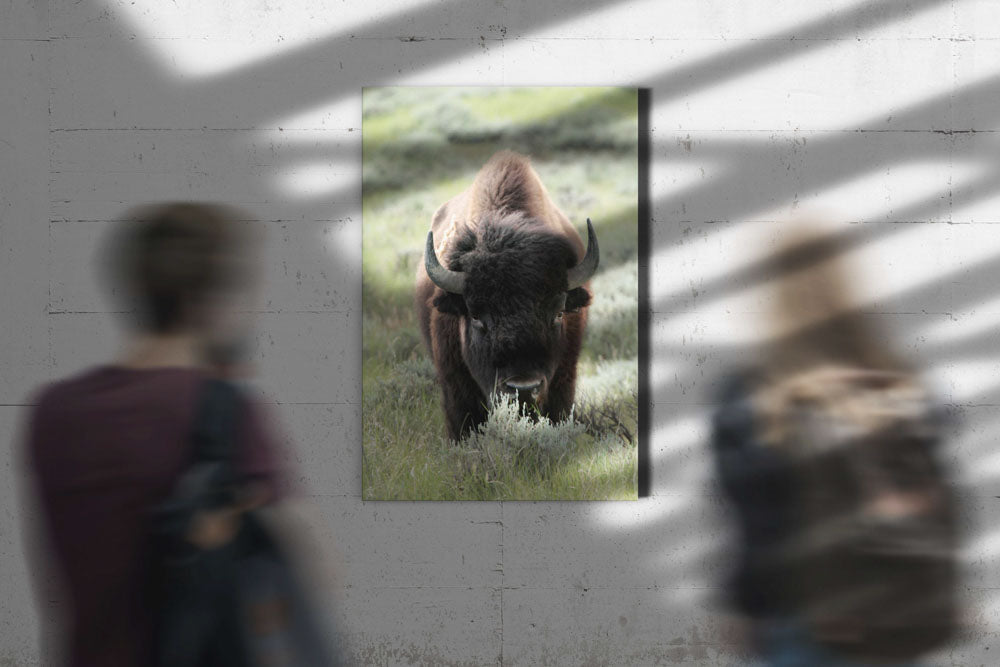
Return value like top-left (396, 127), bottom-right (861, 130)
top-left (362, 87), bottom-right (639, 500)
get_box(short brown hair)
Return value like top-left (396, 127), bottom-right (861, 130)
top-left (105, 203), bottom-right (255, 333)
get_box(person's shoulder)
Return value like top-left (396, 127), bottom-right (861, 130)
top-left (910, 371), bottom-right (956, 429)
top-left (224, 383), bottom-right (284, 441)
top-left (19, 367), bottom-right (112, 462)
top-left (709, 366), bottom-right (765, 442)
top-left (25, 366), bottom-right (106, 412)
top-left (711, 366), bottom-right (763, 408)
top-left (26, 381), bottom-right (59, 411)
top-left (222, 381), bottom-right (270, 414)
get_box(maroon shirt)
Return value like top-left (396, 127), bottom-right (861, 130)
top-left (21, 365), bottom-right (289, 667)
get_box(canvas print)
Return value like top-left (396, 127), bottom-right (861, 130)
top-left (362, 87), bottom-right (639, 500)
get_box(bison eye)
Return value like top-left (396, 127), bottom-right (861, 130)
top-left (470, 317), bottom-right (485, 331)
top-left (553, 311), bottom-right (564, 326)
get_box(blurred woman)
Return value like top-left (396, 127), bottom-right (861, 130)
top-left (710, 223), bottom-right (959, 666)
top-left (18, 203), bottom-right (289, 666)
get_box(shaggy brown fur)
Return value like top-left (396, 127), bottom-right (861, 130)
top-left (415, 151), bottom-right (592, 440)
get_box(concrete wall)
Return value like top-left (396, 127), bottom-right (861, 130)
top-left (2, 0), bottom-right (999, 663)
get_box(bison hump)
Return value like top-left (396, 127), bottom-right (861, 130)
top-left (472, 151), bottom-right (549, 217)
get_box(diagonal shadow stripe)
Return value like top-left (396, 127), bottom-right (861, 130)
top-left (640, 0), bottom-right (954, 110)
top-left (643, 179), bottom-right (1000, 480)
top-left (650, 166), bottom-right (1000, 318)
top-left (187, 0), bottom-right (951, 128)
top-left (648, 75), bottom-right (1000, 315)
top-left (184, 0), bottom-right (630, 126)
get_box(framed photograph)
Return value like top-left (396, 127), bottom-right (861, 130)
top-left (362, 86), bottom-right (640, 500)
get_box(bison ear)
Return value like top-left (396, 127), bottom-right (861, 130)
top-left (565, 286), bottom-right (591, 312)
top-left (433, 291), bottom-right (467, 316)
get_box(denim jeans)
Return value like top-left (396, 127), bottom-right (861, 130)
top-left (751, 618), bottom-right (923, 667)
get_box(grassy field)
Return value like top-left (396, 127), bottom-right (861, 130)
top-left (361, 87), bottom-right (638, 500)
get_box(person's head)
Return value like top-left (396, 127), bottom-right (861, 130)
top-left (103, 202), bottom-right (262, 361)
top-left (761, 221), bottom-right (907, 377)
top-left (754, 220), bottom-right (915, 445)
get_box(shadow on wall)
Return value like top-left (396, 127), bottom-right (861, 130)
top-left (37, 0), bottom-right (1000, 663)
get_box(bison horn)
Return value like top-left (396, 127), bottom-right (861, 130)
top-left (566, 218), bottom-right (600, 290)
top-left (424, 231), bottom-right (466, 294)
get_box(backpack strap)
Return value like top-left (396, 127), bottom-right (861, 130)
top-left (190, 377), bottom-right (243, 464)
top-left (186, 377), bottom-right (246, 509)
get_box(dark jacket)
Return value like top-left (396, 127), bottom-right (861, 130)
top-left (710, 370), bottom-right (795, 618)
top-left (710, 368), bottom-right (957, 621)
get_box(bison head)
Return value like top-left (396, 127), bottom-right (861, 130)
top-left (425, 211), bottom-right (599, 410)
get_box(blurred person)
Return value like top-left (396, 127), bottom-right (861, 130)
top-left (710, 223), bottom-right (961, 666)
top-left (17, 203), bottom-right (340, 666)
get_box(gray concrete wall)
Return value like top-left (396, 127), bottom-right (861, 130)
top-left (2, 0), bottom-right (999, 664)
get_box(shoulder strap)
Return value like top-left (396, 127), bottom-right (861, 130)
top-left (190, 377), bottom-right (244, 465)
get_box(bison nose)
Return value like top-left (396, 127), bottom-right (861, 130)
top-left (504, 378), bottom-right (543, 394)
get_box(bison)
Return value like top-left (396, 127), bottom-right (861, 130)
top-left (415, 151), bottom-right (599, 440)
